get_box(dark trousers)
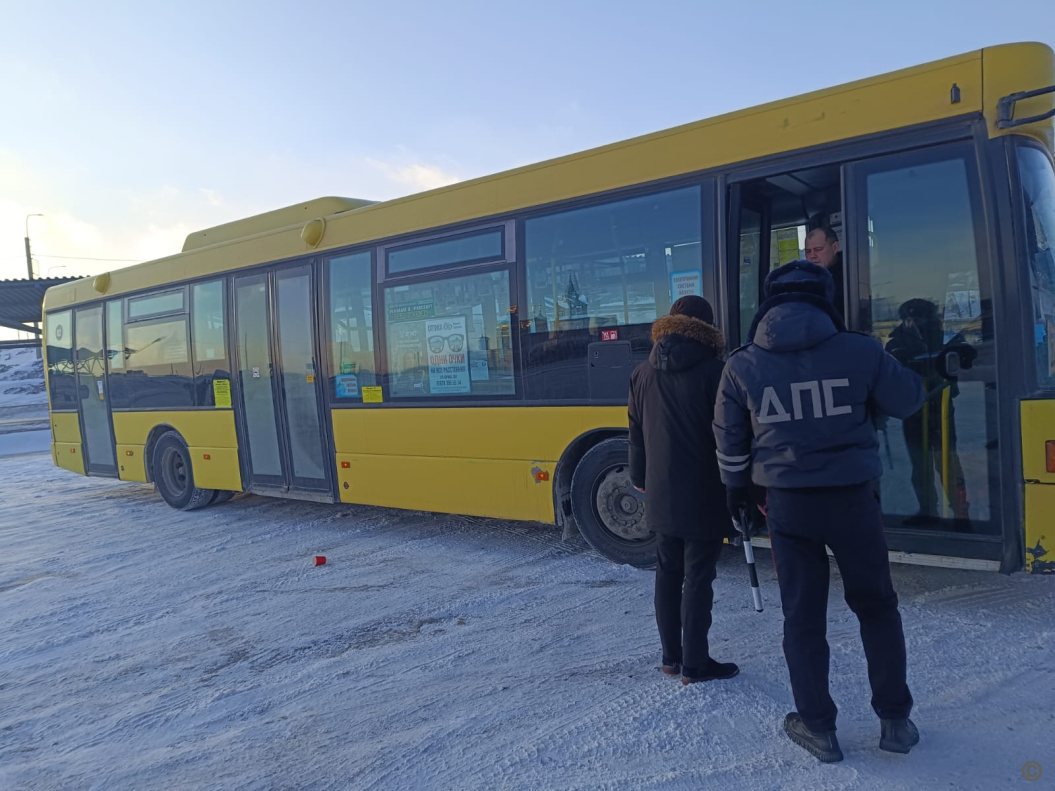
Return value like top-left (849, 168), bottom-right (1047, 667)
top-left (654, 534), bottom-right (723, 675)
top-left (768, 483), bottom-right (913, 732)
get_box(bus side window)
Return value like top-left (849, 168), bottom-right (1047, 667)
top-left (45, 310), bottom-right (77, 409)
top-left (192, 280), bottom-right (229, 407)
top-left (382, 269), bottom-right (514, 399)
top-left (522, 186), bottom-right (708, 401)
top-left (328, 251), bottom-right (377, 402)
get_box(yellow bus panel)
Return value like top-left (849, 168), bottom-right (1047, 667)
top-left (1025, 484), bottom-right (1054, 573)
top-left (331, 406), bottom-right (628, 521)
top-left (111, 411), bottom-right (242, 491)
top-left (335, 454), bottom-right (556, 523)
top-left (331, 406), bottom-right (626, 460)
top-left (52, 443), bottom-right (85, 475)
top-left (1020, 400), bottom-right (1055, 484)
top-left (984, 42), bottom-right (1055, 149)
top-left (49, 412), bottom-right (81, 444)
top-left (49, 413), bottom-right (84, 474)
top-left (114, 444), bottom-right (148, 482)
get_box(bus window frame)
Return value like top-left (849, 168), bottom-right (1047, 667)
top-left (374, 259), bottom-right (521, 405)
top-left (381, 223), bottom-right (509, 280)
top-left (321, 246), bottom-right (380, 408)
top-left (125, 287), bottom-right (188, 323)
top-left (513, 180), bottom-right (718, 405)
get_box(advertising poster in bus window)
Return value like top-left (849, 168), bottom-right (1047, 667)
top-left (389, 321), bottom-right (429, 396)
top-left (387, 299), bottom-right (435, 322)
top-left (336, 374), bottom-right (359, 398)
top-left (669, 270), bottom-right (702, 301)
top-left (213, 379), bottom-right (232, 408)
top-left (775, 227), bottom-right (800, 265)
top-left (426, 316), bottom-right (471, 395)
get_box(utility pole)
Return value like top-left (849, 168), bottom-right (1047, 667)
top-left (25, 213), bottom-right (43, 280)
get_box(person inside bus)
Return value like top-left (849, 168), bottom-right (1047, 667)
top-left (885, 298), bottom-right (977, 529)
top-left (628, 295), bottom-right (740, 685)
top-left (804, 226), bottom-right (844, 322)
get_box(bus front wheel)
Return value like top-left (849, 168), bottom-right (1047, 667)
top-left (570, 437), bottom-right (656, 568)
top-left (153, 431), bottom-right (215, 511)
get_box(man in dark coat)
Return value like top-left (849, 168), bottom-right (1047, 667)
top-left (628, 295), bottom-right (739, 686)
top-left (713, 262), bottom-right (925, 763)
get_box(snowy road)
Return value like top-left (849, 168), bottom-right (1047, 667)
top-left (1, 453), bottom-right (1053, 791)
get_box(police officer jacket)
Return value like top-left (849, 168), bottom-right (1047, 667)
top-left (713, 263), bottom-right (925, 490)
top-left (629, 314), bottom-right (735, 540)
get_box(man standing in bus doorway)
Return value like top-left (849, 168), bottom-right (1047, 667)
top-left (804, 226), bottom-right (845, 322)
top-left (713, 261), bottom-right (925, 763)
top-left (628, 295), bottom-right (740, 686)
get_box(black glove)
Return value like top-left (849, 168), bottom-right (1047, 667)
top-left (727, 487), bottom-right (758, 539)
top-left (949, 341), bottom-right (977, 370)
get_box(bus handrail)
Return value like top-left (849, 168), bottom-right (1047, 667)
top-left (996, 84), bottom-right (1055, 129)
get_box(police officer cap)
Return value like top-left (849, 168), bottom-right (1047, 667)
top-left (764, 261), bottom-right (835, 306)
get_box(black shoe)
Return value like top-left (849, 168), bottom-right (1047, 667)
top-left (783, 712), bottom-right (844, 763)
top-left (681, 658), bottom-right (739, 685)
top-left (880, 718), bottom-right (920, 754)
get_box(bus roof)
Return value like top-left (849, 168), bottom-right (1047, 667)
top-left (43, 41), bottom-right (1054, 312)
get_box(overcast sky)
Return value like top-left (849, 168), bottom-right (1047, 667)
top-left (1, 0), bottom-right (1052, 294)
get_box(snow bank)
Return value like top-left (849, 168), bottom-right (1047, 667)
top-left (0, 345), bottom-right (47, 408)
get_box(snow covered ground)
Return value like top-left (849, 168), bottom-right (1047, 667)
top-left (1, 453), bottom-right (1053, 791)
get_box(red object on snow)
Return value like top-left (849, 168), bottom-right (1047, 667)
top-left (313, 555), bottom-right (326, 566)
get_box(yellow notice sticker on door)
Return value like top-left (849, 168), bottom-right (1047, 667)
top-left (362, 386), bottom-right (383, 404)
top-left (213, 379), bottom-right (232, 408)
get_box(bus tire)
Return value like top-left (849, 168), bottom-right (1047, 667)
top-left (570, 437), bottom-right (656, 568)
top-left (153, 431), bottom-right (214, 511)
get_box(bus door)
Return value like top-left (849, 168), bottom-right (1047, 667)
top-left (846, 141), bottom-right (1001, 560)
top-left (728, 143), bottom-right (1000, 562)
top-left (73, 305), bottom-right (118, 475)
top-left (233, 264), bottom-right (333, 499)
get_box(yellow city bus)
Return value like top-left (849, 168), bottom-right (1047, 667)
top-left (43, 42), bottom-right (1055, 573)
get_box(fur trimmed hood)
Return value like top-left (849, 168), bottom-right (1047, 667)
top-left (651, 314), bottom-right (725, 355)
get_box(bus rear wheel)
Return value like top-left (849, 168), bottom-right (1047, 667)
top-left (153, 431), bottom-right (214, 511)
top-left (570, 437), bottom-right (656, 568)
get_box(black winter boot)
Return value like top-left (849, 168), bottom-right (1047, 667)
top-left (783, 712), bottom-right (844, 763)
top-left (681, 658), bottom-right (739, 685)
top-left (880, 718), bottom-right (920, 754)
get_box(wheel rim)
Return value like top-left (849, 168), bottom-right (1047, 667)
top-left (160, 446), bottom-right (189, 498)
top-left (592, 463), bottom-right (650, 543)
